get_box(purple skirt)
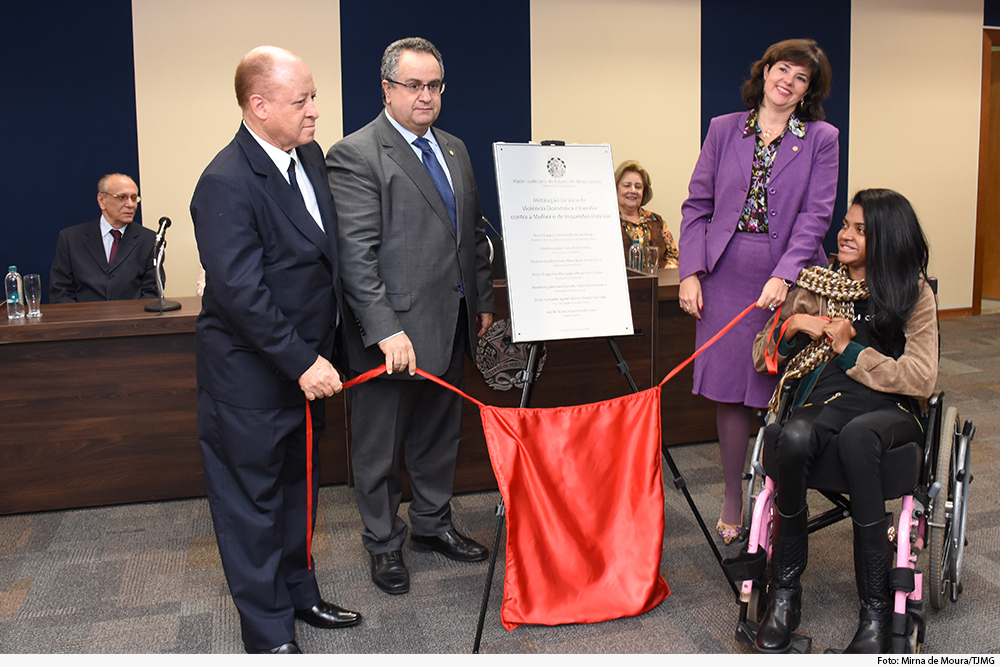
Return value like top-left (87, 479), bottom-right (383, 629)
top-left (692, 232), bottom-right (779, 409)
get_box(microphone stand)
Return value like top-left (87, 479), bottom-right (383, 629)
top-left (144, 240), bottom-right (181, 313)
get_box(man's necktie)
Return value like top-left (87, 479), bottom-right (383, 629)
top-left (288, 157), bottom-right (301, 198)
top-left (413, 136), bottom-right (457, 232)
top-left (109, 229), bottom-right (122, 264)
top-left (288, 156), bottom-right (326, 232)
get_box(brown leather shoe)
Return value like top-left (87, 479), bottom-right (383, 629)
top-left (411, 529), bottom-right (488, 562)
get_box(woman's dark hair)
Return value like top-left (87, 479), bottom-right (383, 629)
top-left (741, 39), bottom-right (832, 122)
top-left (852, 188), bottom-right (930, 358)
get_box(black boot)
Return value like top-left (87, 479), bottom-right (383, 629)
top-left (755, 506), bottom-right (809, 653)
top-left (841, 514), bottom-right (895, 653)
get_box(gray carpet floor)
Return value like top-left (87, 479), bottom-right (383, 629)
top-left (1, 314), bottom-right (999, 654)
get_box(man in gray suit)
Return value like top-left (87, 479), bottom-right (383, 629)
top-left (326, 37), bottom-right (494, 595)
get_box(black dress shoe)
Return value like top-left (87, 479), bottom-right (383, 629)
top-left (411, 529), bottom-right (488, 562)
top-left (244, 640), bottom-right (302, 654)
top-left (370, 550), bottom-right (409, 595)
top-left (295, 600), bottom-right (361, 629)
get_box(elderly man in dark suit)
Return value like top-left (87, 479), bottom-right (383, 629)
top-left (49, 173), bottom-right (160, 303)
top-left (190, 46), bottom-right (360, 654)
top-left (326, 37), bottom-right (494, 596)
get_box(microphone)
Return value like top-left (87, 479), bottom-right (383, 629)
top-left (145, 216), bottom-right (181, 313)
top-left (483, 215), bottom-right (502, 240)
top-left (154, 217), bottom-right (171, 249)
top-left (482, 215), bottom-right (505, 279)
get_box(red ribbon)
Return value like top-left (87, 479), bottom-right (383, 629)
top-left (341, 302), bottom-right (759, 398)
top-left (658, 302), bottom-right (756, 387)
top-left (764, 310), bottom-right (832, 375)
top-left (306, 400), bottom-right (314, 570)
top-left (764, 305), bottom-right (785, 375)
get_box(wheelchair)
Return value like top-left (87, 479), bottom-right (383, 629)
top-left (724, 380), bottom-right (975, 654)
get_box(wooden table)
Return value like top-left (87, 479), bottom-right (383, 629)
top-left (0, 298), bottom-right (348, 515)
top-left (1, 273), bottom-right (716, 513)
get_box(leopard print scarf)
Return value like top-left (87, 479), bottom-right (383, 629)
top-left (768, 265), bottom-right (869, 411)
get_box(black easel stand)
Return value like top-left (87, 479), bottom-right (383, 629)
top-left (472, 341), bottom-right (540, 654)
top-left (470, 337), bottom-right (737, 653)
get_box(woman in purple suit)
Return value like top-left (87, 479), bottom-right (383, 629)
top-left (678, 39), bottom-right (838, 544)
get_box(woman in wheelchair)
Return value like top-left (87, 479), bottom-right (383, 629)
top-left (749, 188), bottom-right (938, 653)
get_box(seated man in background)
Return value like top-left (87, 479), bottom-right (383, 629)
top-left (49, 173), bottom-right (161, 302)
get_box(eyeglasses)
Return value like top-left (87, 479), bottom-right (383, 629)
top-left (101, 192), bottom-right (141, 204)
top-left (386, 79), bottom-right (445, 95)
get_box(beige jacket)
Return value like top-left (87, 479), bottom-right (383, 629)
top-left (752, 279), bottom-right (938, 402)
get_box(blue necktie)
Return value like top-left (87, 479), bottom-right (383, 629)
top-left (413, 136), bottom-right (457, 232)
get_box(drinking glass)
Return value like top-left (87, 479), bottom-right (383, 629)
top-left (644, 245), bottom-right (659, 276)
top-left (24, 274), bottom-right (42, 318)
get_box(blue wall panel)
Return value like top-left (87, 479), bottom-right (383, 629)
top-left (338, 0), bottom-right (532, 232)
top-left (700, 0), bottom-right (851, 255)
top-left (987, 0), bottom-right (1000, 27)
top-left (1, 0), bottom-right (141, 302)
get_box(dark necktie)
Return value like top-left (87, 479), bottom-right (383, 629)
top-left (109, 229), bottom-right (122, 264)
top-left (288, 156), bottom-right (326, 232)
top-left (288, 157), bottom-right (301, 198)
top-left (413, 136), bottom-right (457, 231)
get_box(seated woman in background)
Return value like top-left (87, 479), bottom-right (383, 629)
top-left (750, 188), bottom-right (938, 654)
top-left (616, 160), bottom-right (679, 270)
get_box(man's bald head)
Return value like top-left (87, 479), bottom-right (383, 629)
top-left (235, 46), bottom-right (301, 110)
top-left (235, 46), bottom-right (319, 151)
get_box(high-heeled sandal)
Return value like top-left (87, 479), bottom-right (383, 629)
top-left (716, 519), bottom-right (741, 545)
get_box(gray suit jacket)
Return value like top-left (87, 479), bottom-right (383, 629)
top-left (326, 112), bottom-right (494, 377)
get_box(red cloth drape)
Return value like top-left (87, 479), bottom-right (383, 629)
top-left (480, 387), bottom-right (670, 630)
top-left (337, 303), bottom-right (754, 631)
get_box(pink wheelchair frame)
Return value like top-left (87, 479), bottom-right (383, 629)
top-left (728, 391), bottom-right (974, 654)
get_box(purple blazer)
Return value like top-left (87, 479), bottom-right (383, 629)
top-left (678, 110), bottom-right (839, 283)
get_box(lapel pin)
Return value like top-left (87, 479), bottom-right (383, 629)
top-left (792, 146), bottom-right (799, 152)
top-left (449, 150), bottom-right (454, 156)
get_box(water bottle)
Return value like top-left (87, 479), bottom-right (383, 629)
top-left (628, 239), bottom-right (644, 272)
top-left (645, 244), bottom-right (660, 275)
top-left (6, 266), bottom-right (24, 320)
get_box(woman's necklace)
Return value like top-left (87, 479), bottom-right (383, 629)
top-left (758, 118), bottom-right (788, 139)
top-left (622, 209), bottom-right (643, 224)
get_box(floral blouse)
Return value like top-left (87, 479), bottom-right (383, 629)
top-left (620, 208), bottom-right (680, 269)
top-left (737, 110), bottom-right (806, 233)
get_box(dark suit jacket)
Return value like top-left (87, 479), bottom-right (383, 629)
top-left (679, 110), bottom-right (839, 283)
top-left (49, 218), bottom-right (160, 302)
top-left (191, 124), bottom-right (341, 409)
top-left (326, 112), bottom-right (494, 377)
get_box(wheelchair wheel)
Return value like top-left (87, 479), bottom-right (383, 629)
top-left (928, 406), bottom-right (958, 610)
top-left (906, 605), bottom-right (926, 654)
top-left (747, 580), bottom-right (769, 624)
top-left (742, 423), bottom-right (768, 538)
top-left (949, 423), bottom-right (973, 604)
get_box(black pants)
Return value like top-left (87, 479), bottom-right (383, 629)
top-left (198, 390), bottom-right (324, 649)
top-left (774, 385), bottom-right (923, 524)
